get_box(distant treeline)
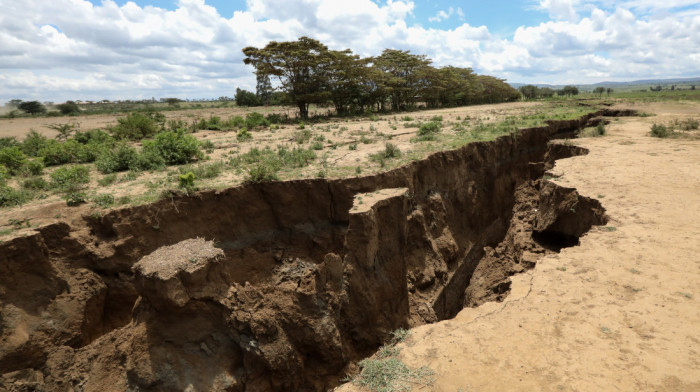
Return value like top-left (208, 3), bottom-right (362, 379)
top-left (241, 36), bottom-right (520, 118)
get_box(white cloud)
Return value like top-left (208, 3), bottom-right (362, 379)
top-left (539, 0), bottom-right (579, 22)
top-left (0, 0), bottom-right (699, 103)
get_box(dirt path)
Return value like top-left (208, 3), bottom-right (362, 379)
top-left (340, 103), bottom-right (700, 391)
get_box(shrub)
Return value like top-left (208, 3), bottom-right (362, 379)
top-left (311, 141), bottom-right (324, 150)
top-left (0, 137), bottom-right (19, 149)
top-left (180, 161), bottom-right (224, 180)
top-left (596, 122), bottom-right (606, 136)
top-left (22, 177), bottom-right (49, 190)
top-left (21, 130), bottom-right (49, 157)
top-left (18, 101), bottom-right (46, 115)
top-left (415, 122), bottom-right (441, 141)
top-left (293, 129), bottom-right (312, 144)
top-left (39, 139), bottom-right (102, 166)
top-left (265, 113), bottom-right (286, 124)
top-left (430, 115), bottom-right (443, 122)
top-left (64, 191), bottom-right (87, 206)
top-left (92, 193), bottom-right (115, 208)
top-left (50, 165), bottom-right (90, 192)
top-left (22, 160), bottom-right (44, 176)
top-left (143, 130), bottom-right (203, 165)
top-left (200, 140), bottom-right (215, 153)
top-left (0, 185), bottom-right (32, 207)
top-left (237, 128), bottom-right (253, 142)
top-left (679, 118), bottom-right (699, 131)
top-left (73, 129), bottom-right (113, 145)
top-left (111, 112), bottom-right (159, 140)
top-left (227, 115), bottom-right (246, 129)
top-left (97, 173), bottom-right (118, 186)
top-left (0, 147), bottom-right (29, 174)
top-left (130, 149), bottom-right (165, 171)
top-left (0, 166), bottom-right (8, 184)
top-left (235, 88), bottom-right (262, 107)
top-left (245, 112), bottom-right (269, 128)
top-left (178, 171), bottom-right (195, 190)
top-left (56, 101), bottom-right (80, 115)
top-left (278, 146), bottom-right (316, 168)
top-left (650, 123), bottom-right (669, 138)
top-left (245, 163), bottom-right (279, 183)
top-left (95, 142), bottom-right (138, 173)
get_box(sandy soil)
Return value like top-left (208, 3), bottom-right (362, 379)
top-left (339, 102), bottom-right (700, 391)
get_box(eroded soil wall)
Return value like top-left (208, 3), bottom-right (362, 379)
top-left (0, 110), bottom-right (626, 391)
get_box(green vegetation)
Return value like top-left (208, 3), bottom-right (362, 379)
top-left (352, 328), bottom-right (434, 392)
top-left (243, 37), bottom-right (519, 119)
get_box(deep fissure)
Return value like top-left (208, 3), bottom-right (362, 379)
top-left (0, 109), bottom-right (632, 391)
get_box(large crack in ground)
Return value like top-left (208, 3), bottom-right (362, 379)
top-left (0, 109), bottom-right (631, 392)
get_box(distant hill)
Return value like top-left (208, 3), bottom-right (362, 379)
top-left (510, 77), bottom-right (700, 92)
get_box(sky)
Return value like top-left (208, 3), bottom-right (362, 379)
top-left (1, 0), bottom-right (699, 103)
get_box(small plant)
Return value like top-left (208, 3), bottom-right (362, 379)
top-left (650, 123), bottom-right (669, 138)
top-left (111, 112), bottom-right (159, 140)
top-left (50, 165), bottom-right (90, 192)
top-left (98, 173), bottom-right (118, 187)
top-left (245, 163), bottom-right (279, 183)
top-left (415, 122), bottom-right (441, 141)
top-left (349, 143), bottom-right (358, 150)
top-left (178, 171), bottom-right (196, 191)
top-left (93, 193), bottom-right (115, 208)
top-left (293, 128), bottom-right (312, 144)
top-left (65, 191), bottom-right (87, 206)
top-left (22, 177), bottom-right (48, 191)
top-left (596, 122), bottom-right (606, 136)
top-left (311, 141), bottom-right (324, 150)
top-left (237, 128), bottom-right (253, 142)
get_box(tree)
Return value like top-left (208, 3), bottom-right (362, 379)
top-left (255, 72), bottom-right (273, 105)
top-left (519, 85), bottom-right (538, 100)
top-left (56, 101), bottom-right (80, 115)
top-left (539, 87), bottom-right (555, 98)
top-left (235, 88), bottom-right (262, 107)
top-left (372, 49), bottom-right (432, 111)
top-left (18, 101), bottom-right (46, 115)
top-left (593, 87), bottom-right (606, 97)
top-left (6, 99), bottom-right (22, 108)
top-left (243, 36), bottom-right (333, 119)
top-left (561, 85), bottom-right (579, 96)
top-left (606, 88), bottom-right (613, 96)
top-left (163, 98), bottom-right (182, 106)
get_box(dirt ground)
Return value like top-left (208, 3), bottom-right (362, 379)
top-left (339, 101), bottom-right (700, 391)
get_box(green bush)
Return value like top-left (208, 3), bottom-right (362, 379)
top-left (130, 149), bottom-right (165, 171)
top-left (0, 185), bottom-right (32, 207)
top-left (92, 193), bottom-right (115, 208)
top-left (235, 88), bottom-right (262, 107)
top-left (418, 122), bottom-right (440, 136)
top-left (56, 101), bottom-right (80, 115)
top-left (179, 161), bottom-right (224, 180)
top-left (95, 142), bottom-right (138, 173)
top-left (64, 191), bottom-right (87, 206)
top-left (178, 171), bottom-right (195, 190)
top-left (227, 115), bottom-right (246, 129)
top-left (237, 128), bottom-right (253, 142)
top-left (21, 130), bottom-right (49, 157)
top-left (111, 112), bottom-right (159, 140)
top-left (596, 122), bottom-right (606, 136)
top-left (73, 129), bottom-right (113, 145)
top-left (293, 129), bottom-right (312, 144)
top-left (21, 160), bottom-right (44, 176)
top-left (245, 163), bottom-right (279, 183)
top-left (143, 130), bottom-right (203, 165)
top-left (679, 118), bottom-right (699, 131)
top-left (245, 112), bottom-right (269, 128)
top-left (650, 123), bottom-right (669, 138)
top-left (39, 139), bottom-right (102, 166)
top-left (278, 146), bottom-right (316, 168)
top-left (0, 166), bottom-right (9, 183)
top-left (0, 137), bottom-right (19, 149)
top-left (23, 177), bottom-right (49, 191)
top-left (97, 173), bottom-right (118, 186)
top-left (0, 147), bottom-right (29, 174)
top-left (50, 165), bottom-right (90, 192)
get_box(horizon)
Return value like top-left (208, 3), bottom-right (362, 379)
top-left (2, 0), bottom-right (699, 103)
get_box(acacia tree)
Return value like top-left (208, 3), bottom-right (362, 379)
top-left (372, 49), bottom-right (432, 111)
top-left (243, 37), bottom-right (333, 119)
top-left (593, 87), bottom-right (606, 97)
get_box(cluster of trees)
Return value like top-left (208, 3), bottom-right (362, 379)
top-left (518, 84), bottom-right (583, 100)
top-left (242, 37), bottom-right (520, 118)
top-left (592, 87), bottom-right (614, 97)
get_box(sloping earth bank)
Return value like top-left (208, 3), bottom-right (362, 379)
top-left (0, 110), bottom-right (631, 391)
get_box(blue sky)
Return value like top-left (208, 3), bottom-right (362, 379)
top-left (2, 0), bottom-right (700, 102)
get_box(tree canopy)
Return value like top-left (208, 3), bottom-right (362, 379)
top-left (243, 37), bottom-right (520, 118)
